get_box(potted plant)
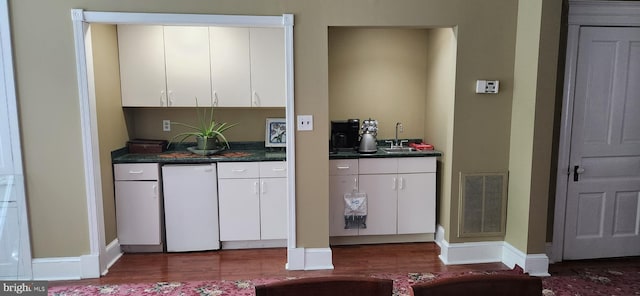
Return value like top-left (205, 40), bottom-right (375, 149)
top-left (169, 102), bottom-right (237, 151)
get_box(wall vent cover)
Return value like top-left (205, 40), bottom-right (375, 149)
top-left (458, 172), bottom-right (508, 237)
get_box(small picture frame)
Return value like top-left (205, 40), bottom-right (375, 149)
top-left (265, 118), bottom-right (286, 147)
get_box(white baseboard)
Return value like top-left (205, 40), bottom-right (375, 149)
top-left (436, 225), bottom-right (549, 276)
top-left (102, 239), bottom-right (123, 276)
top-left (286, 247), bottom-right (334, 270)
top-left (32, 253), bottom-right (102, 280)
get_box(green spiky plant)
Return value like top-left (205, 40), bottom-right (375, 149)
top-left (169, 99), bottom-right (237, 150)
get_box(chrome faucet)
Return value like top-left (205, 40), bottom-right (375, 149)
top-left (394, 122), bottom-right (406, 147)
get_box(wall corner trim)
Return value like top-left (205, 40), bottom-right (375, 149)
top-left (437, 226), bottom-right (549, 276)
top-left (32, 255), bottom-right (101, 280)
top-left (286, 247), bottom-right (334, 271)
top-left (102, 239), bottom-right (123, 276)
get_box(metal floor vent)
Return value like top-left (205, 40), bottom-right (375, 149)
top-left (459, 172), bottom-right (508, 237)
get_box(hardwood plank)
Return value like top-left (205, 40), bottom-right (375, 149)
top-left (49, 243), bottom-right (509, 287)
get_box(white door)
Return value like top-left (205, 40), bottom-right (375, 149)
top-left (218, 178), bottom-right (261, 241)
top-left (329, 175), bottom-right (359, 236)
top-left (114, 181), bottom-right (161, 245)
top-left (358, 174), bottom-right (398, 235)
top-left (117, 25), bottom-right (167, 107)
top-left (163, 26), bottom-right (212, 107)
top-left (397, 173), bottom-right (435, 234)
top-left (564, 27), bottom-right (640, 259)
top-left (210, 27), bottom-right (251, 107)
top-left (249, 28), bottom-right (285, 107)
top-left (259, 177), bottom-right (287, 240)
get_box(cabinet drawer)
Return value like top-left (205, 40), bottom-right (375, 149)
top-left (359, 158), bottom-right (397, 174)
top-left (329, 159), bottom-right (358, 175)
top-left (398, 157), bottom-right (436, 173)
top-left (260, 161), bottom-right (287, 178)
top-left (114, 163), bottom-right (159, 181)
top-left (217, 162), bottom-right (259, 179)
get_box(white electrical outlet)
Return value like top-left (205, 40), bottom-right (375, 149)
top-left (297, 115), bottom-right (313, 131)
top-left (163, 120), bottom-right (171, 132)
top-left (476, 80), bottom-right (500, 94)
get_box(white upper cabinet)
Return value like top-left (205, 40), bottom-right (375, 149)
top-left (249, 28), bottom-right (285, 107)
top-left (210, 27), bottom-right (251, 107)
top-left (163, 26), bottom-right (212, 107)
top-left (118, 25), bottom-right (167, 107)
top-left (118, 25), bottom-right (284, 108)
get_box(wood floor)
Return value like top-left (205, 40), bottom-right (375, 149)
top-left (49, 242), bottom-right (509, 287)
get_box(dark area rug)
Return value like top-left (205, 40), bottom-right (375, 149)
top-left (48, 264), bottom-right (640, 296)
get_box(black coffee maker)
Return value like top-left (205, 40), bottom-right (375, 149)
top-left (330, 119), bottom-right (360, 152)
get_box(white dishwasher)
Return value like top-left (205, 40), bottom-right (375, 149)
top-left (162, 164), bottom-right (220, 252)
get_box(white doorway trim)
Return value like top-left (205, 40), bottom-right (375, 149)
top-left (552, 0), bottom-right (640, 263)
top-left (70, 10), bottom-right (297, 276)
top-left (0, 0), bottom-right (32, 280)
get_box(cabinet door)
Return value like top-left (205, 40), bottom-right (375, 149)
top-left (249, 28), bottom-right (285, 107)
top-left (357, 174), bottom-right (398, 235)
top-left (210, 27), bottom-right (251, 107)
top-left (117, 25), bottom-right (167, 107)
top-left (218, 178), bottom-right (260, 241)
top-left (163, 26), bottom-right (212, 107)
top-left (397, 173), bottom-right (436, 234)
top-left (114, 181), bottom-right (161, 245)
top-left (329, 175), bottom-right (360, 236)
top-left (260, 177), bottom-right (287, 240)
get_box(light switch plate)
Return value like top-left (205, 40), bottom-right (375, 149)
top-left (297, 115), bottom-right (313, 131)
top-left (476, 80), bottom-right (499, 94)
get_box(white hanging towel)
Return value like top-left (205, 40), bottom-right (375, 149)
top-left (343, 191), bottom-right (367, 229)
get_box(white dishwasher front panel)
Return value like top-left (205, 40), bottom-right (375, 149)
top-left (162, 164), bottom-right (220, 252)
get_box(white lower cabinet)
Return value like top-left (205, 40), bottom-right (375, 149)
top-left (114, 163), bottom-right (163, 246)
top-left (330, 157), bottom-right (436, 237)
top-left (329, 159), bottom-right (359, 236)
top-left (218, 161), bottom-right (287, 241)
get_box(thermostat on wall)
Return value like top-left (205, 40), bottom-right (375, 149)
top-left (476, 80), bottom-right (499, 94)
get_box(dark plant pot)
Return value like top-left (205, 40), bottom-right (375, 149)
top-left (196, 136), bottom-right (221, 150)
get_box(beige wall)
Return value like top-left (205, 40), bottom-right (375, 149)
top-left (424, 28), bottom-right (456, 234)
top-left (329, 28), bottom-right (428, 140)
top-left (130, 108), bottom-right (285, 142)
top-left (507, 0), bottom-right (561, 253)
top-left (90, 24), bottom-right (130, 244)
top-left (9, 0), bottom-right (558, 258)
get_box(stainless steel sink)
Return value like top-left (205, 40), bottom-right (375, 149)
top-left (380, 147), bottom-right (417, 153)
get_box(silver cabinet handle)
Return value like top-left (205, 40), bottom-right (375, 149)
top-left (232, 169), bottom-right (247, 173)
top-left (261, 180), bottom-right (266, 194)
top-left (392, 177), bottom-right (397, 190)
top-left (272, 167), bottom-right (285, 172)
top-left (336, 166), bottom-right (350, 170)
top-left (213, 91), bottom-right (219, 107)
top-left (254, 181), bottom-right (259, 194)
top-left (354, 177), bottom-right (358, 191)
top-left (252, 91), bottom-right (259, 106)
top-left (160, 90), bottom-right (166, 106)
top-left (168, 90), bottom-right (174, 106)
top-left (128, 170), bottom-right (144, 174)
top-left (399, 177), bottom-right (405, 190)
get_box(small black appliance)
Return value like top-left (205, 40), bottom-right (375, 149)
top-left (331, 119), bottom-right (360, 152)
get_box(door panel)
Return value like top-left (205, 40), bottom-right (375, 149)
top-left (565, 27), bottom-right (640, 259)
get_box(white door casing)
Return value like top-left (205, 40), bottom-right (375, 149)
top-left (563, 26), bottom-right (640, 260)
top-left (553, 1), bottom-right (640, 262)
top-left (0, 0), bottom-right (32, 280)
top-left (71, 11), bottom-right (299, 276)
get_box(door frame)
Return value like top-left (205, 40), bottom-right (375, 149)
top-left (0, 0), bottom-right (32, 279)
top-left (552, 0), bottom-right (640, 263)
top-left (71, 11), bottom-right (297, 275)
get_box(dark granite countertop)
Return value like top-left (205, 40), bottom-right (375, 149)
top-left (329, 147), bottom-right (441, 159)
top-left (112, 140), bottom-right (441, 164)
top-left (112, 141), bottom-right (286, 164)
